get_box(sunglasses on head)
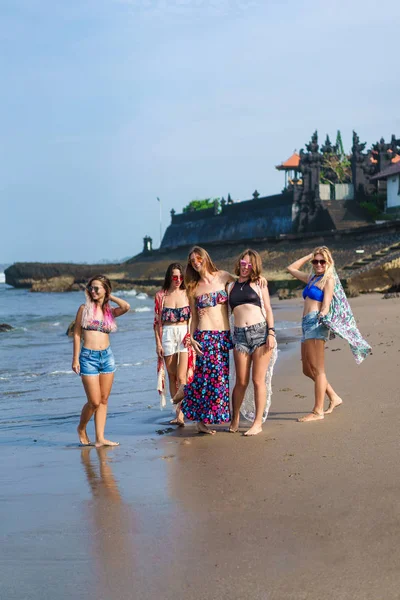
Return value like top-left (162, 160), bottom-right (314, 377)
top-left (172, 275), bottom-right (183, 282)
top-left (311, 259), bottom-right (326, 266)
top-left (240, 259), bottom-right (253, 270)
top-left (87, 285), bottom-right (102, 293)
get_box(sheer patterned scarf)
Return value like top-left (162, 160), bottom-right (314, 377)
top-left (320, 271), bottom-right (372, 364)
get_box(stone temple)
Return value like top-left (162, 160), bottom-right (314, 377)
top-left (160, 130), bottom-right (400, 250)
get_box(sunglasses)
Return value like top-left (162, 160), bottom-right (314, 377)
top-left (190, 256), bottom-right (204, 265)
top-left (311, 259), bottom-right (326, 266)
top-left (172, 275), bottom-right (183, 282)
top-left (240, 260), bottom-right (253, 270)
top-left (87, 285), bottom-right (102, 293)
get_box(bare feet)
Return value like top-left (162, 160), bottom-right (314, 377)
top-left (324, 397), bottom-right (343, 414)
top-left (172, 384), bottom-right (185, 405)
top-left (197, 422), bottom-right (216, 435)
top-left (95, 439), bottom-right (120, 447)
top-left (77, 426), bottom-right (92, 446)
top-left (244, 423), bottom-right (263, 436)
top-left (169, 417), bottom-right (185, 427)
top-left (298, 411), bottom-right (324, 423)
top-left (228, 416), bottom-right (240, 433)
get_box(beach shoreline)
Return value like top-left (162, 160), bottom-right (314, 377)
top-left (1, 293), bottom-right (400, 599)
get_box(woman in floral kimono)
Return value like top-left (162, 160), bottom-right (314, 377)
top-left (153, 263), bottom-right (195, 425)
top-left (287, 246), bottom-right (371, 423)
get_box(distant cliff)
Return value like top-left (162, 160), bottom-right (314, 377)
top-left (5, 221), bottom-right (400, 293)
top-left (4, 262), bottom-right (164, 292)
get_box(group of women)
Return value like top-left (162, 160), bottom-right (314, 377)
top-left (72, 245), bottom-right (371, 444)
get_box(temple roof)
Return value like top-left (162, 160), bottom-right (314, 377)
top-left (370, 161), bottom-right (400, 181)
top-left (275, 152), bottom-right (300, 171)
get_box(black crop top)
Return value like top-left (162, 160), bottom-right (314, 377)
top-left (229, 280), bottom-right (262, 311)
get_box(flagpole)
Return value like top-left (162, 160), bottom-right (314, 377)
top-left (157, 197), bottom-right (162, 246)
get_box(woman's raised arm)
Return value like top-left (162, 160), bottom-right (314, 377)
top-left (109, 294), bottom-right (130, 317)
top-left (287, 253), bottom-right (313, 284)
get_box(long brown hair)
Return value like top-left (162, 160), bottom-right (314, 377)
top-left (234, 248), bottom-right (262, 282)
top-left (310, 246), bottom-right (334, 289)
top-left (184, 246), bottom-right (218, 297)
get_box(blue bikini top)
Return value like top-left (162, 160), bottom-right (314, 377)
top-left (302, 276), bottom-right (324, 302)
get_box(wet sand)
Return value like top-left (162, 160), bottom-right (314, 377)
top-left (1, 294), bottom-right (400, 600)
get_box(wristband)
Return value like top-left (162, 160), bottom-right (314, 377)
top-left (268, 327), bottom-right (275, 332)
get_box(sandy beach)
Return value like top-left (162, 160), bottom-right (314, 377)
top-left (1, 293), bottom-right (400, 600)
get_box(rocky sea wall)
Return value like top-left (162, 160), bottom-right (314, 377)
top-left (5, 221), bottom-right (400, 295)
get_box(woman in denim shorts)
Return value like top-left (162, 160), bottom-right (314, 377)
top-left (72, 275), bottom-right (130, 446)
top-left (227, 249), bottom-right (277, 436)
top-left (287, 247), bottom-right (342, 422)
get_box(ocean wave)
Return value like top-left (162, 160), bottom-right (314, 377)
top-left (136, 292), bottom-right (148, 300)
top-left (51, 322), bottom-right (61, 327)
top-left (0, 273), bottom-right (5, 284)
top-left (115, 289), bottom-right (137, 297)
top-left (133, 306), bottom-right (151, 312)
top-left (275, 321), bottom-right (301, 331)
top-left (49, 370), bottom-right (74, 376)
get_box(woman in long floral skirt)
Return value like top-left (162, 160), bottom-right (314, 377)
top-left (173, 246), bottom-right (234, 434)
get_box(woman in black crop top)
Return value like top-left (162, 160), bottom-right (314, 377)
top-left (227, 249), bottom-right (277, 436)
top-left (153, 263), bottom-right (195, 426)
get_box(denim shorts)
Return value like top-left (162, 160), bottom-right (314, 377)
top-left (79, 346), bottom-right (116, 376)
top-left (301, 311), bottom-right (329, 343)
top-left (232, 321), bottom-right (268, 354)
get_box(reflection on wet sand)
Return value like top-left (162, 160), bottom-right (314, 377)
top-left (80, 447), bottom-right (138, 599)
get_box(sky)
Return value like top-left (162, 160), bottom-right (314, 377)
top-left (1, 0), bottom-right (400, 264)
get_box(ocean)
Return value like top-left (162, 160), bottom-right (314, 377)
top-left (0, 278), bottom-right (301, 446)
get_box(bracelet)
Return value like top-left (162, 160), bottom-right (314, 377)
top-left (267, 333), bottom-right (276, 337)
top-left (268, 327), bottom-right (275, 332)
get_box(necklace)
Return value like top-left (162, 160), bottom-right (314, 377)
top-left (238, 279), bottom-right (249, 291)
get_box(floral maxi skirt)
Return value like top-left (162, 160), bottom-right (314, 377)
top-left (181, 330), bottom-right (232, 424)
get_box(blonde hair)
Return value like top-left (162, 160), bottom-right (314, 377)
top-left (234, 248), bottom-right (262, 282)
top-left (184, 246), bottom-right (218, 297)
top-left (310, 246), bottom-right (334, 289)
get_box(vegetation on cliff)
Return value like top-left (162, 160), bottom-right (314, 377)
top-left (182, 198), bottom-right (220, 213)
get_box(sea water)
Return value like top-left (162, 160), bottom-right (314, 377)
top-left (0, 280), bottom-right (301, 446)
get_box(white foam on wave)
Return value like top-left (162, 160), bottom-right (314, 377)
top-left (51, 322), bottom-right (61, 327)
top-left (49, 370), bottom-right (74, 375)
top-left (0, 272), bottom-right (5, 284)
top-left (115, 289), bottom-right (137, 297)
top-left (136, 292), bottom-right (148, 300)
top-left (134, 306), bottom-right (151, 312)
top-left (275, 323), bottom-right (301, 331)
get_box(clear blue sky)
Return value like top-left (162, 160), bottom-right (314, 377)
top-left (1, 0), bottom-right (399, 264)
